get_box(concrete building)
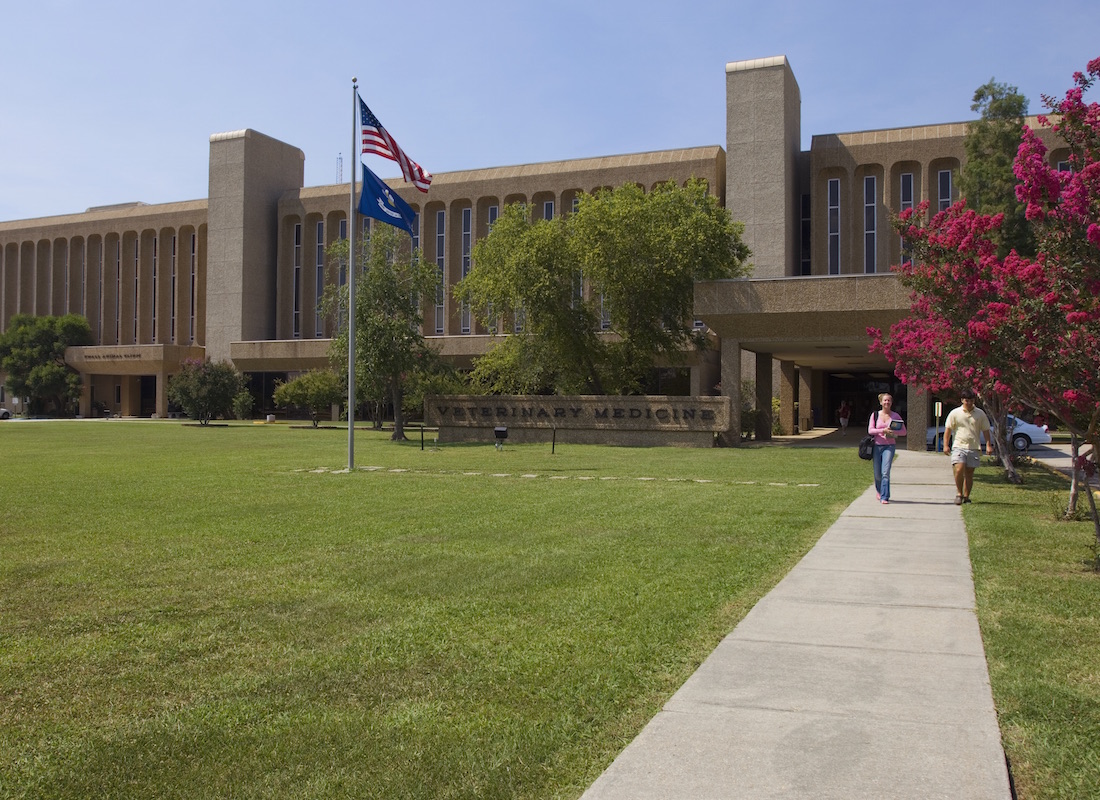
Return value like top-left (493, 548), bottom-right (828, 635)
top-left (0, 56), bottom-right (1065, 443)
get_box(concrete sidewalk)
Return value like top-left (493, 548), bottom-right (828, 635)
top-left (581, 450), bottom-right (1012, 800)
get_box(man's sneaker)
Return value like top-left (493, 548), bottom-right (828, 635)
top-left (954, 495), bottom-right (963, 505)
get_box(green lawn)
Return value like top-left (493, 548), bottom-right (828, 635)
top-left (4, 423), bottom-right (1098, 799)
top-left (1, 421), bottom-right (867, 800)
top-left (966, 459), bottom-right (1100, 800)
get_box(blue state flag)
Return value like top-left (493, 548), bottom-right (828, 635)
top-left (359, 162), bottom-right (416, 235)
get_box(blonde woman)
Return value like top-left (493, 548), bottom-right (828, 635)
top-left (867, 393), bottom-right (907, 504)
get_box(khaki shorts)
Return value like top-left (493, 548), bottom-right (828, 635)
top-left (951, 448), bottom-right (981, 468)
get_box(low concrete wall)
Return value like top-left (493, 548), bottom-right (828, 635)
top-left (425, 395), bottom-right (730, 447)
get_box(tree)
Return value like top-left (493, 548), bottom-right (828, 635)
top-left (325, 224), bottom-right (440, 440)
top-left (167, 359), bottom-right (244, 425)
top-left (273, 369), bottom-right (344, 428)
top-left (959, 80), bottom-right (1036, 258)
top-left (457, 179), bottom-right (750, 395)
top-left (0, 314), bottom-right (93, 416)
top-left (871, 58), bottom-right (1100, 543)
top-left (948, 79), bottom-right (1035, 479)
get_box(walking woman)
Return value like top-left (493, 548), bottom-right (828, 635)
top-left (868, 392), bottom-right (907, 504)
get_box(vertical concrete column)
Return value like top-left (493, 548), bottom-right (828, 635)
top-left (720, 340), bottom-right (743, 445)
top-left (120, 232), bottom-right (137, 344)
top-left (690, 365), bottom-right (703, 397)
top-left (779, 359), bottom-right (796, 435)
top-left (120, 376), bottom-right (139, 417)
top-left (156, 370), bottom-right (169, 419)
top-left (907, 386), bottom-right (930, 451)
top-left (207, 130), bottom-right (305, 362)
top-left (799, 367), bottom-right (813, 430)
top-left (139, 231), bottom-right (155, 343)
top-left (756, 352), bottom-right (773, 441)
top-left (725, 56), bottom-right (802, 278)
top-left (79, 377), bottom-right (91, 418)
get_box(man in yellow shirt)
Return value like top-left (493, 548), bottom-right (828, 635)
top-left (943, 388), bottom-right (994, 505)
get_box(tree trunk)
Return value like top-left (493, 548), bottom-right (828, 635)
top-left (390, 381), bottom-right (407, 441)
top-left (984, 394), bottom-right (1022, 484)
top-left (1066, 433), bottom-right (1082, 518)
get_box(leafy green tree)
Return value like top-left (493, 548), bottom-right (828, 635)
top-left (273, 369), bottom-right (344, 428)
top-left (232, 390), bottom-right (255, 421)
top-left (167, 359), bottom-right (244, 425)
top-left (457, 179), bottom-right (750, 395)
top-left (0, 313), bottom-right (93, 416)
top-left (325, 224), bottom-right (439, 440)
top-left (960, 79), bottom-right (1035, 258)
top-left (400, 348), bottom-right (467, 419)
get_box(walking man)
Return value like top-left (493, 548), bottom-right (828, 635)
top-left (943, 389), bottom-right (994, 505)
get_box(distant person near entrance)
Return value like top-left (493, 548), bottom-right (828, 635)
top-left (943, 389), bottom-right (994, 505)
top-left (837, 399), bottom-right (851, 436)
top-left (868, 393), bottom-right (906, 504)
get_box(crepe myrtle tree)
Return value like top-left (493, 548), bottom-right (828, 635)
top-left (167, 358), bottom-right (245, 425)
top-left (273, 369), bottom-right (344, 428)
top-left (871, 57), bottom-right (1100, 541)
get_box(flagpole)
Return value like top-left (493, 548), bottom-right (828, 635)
top-left (348, 77), bottom-right (358, 471)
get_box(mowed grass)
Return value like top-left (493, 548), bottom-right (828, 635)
top-left (1, 421), bottom-right (868, 800)
top-left (965, 461), bottom-right (1100, 800)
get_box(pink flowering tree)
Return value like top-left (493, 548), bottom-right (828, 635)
top-left (871, 58), bottom-right (1100, 537)
top-left (870, 203), bottom-right (1024, 482)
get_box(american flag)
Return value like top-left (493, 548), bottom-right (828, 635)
top-left (359, 97), bottom-right (432, 193)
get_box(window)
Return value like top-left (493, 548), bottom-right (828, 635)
top-left (189, 233), bottom-right (196, 342)
top-left (315, 220), bottom-right (325, 337)
top-left (78, 241), bottom-right (86, 318)
top-left (461, 208), bottom-right (472, 334)
top-left (863, 175), bottom-right (876, 274)
top-left (132, 240), bottom-right (139, 343)
top-left (937, 170), bottom-right (953, 212)
top-left (170, 235), bottom-right (177, 343)
top-left (799, 194), bottom-right (811, 275)
top-left (115, 240), bottom-right (121, 343)
top-left (900, 173), bottom-right (914, 265)
top-left (293, 223), bottom-right (302, 338)
top-left (544, 200), bottom-right (554, 220)
top-left (435, 210), bottom-right (445, 334)
top-left (336, 219), bottom-right (347, 332)
top-left (409, 213), bottom-right (421, 328)
top-left (828, 179), bottom-right (840, 275)
top-left (151, 236), bottom-right (158, 342)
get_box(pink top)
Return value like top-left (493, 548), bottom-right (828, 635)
top-left (868, 411), bottom-right (907, 445)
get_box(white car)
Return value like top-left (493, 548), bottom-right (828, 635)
top-left (926, 414), bottom-right (1052, 452)
top-left (0, 408), bottom-right (10, 420)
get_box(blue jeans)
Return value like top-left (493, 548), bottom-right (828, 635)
top-left (873, 444), bottom-right (896, 500)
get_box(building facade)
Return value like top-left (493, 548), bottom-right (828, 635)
top-left (0, 57), bottom-right (1066, 442)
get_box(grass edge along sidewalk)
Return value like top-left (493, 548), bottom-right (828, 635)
top-left (2, 422), bottom-right (864, 799)
top-left (966, 458), bottom-right (1100, 800)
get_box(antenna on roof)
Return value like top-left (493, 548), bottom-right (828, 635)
top-left (337, 153), bottom-right (343, 184)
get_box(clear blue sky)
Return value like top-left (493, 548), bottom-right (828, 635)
top-left (2, 0), bottom-right (1097, 221)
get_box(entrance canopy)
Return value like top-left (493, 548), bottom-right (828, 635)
top-left (694, 273), bottom-right (926, 445)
